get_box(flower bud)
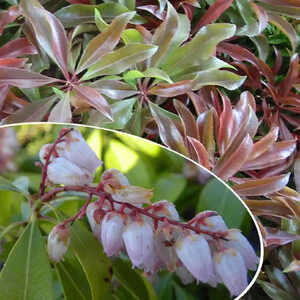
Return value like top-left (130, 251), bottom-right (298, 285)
top-left (122, 219), bottom-right (154, 268)
top-left (225, 229), bottom-right (259, 271)
top-left (86, 202), bottom-right (103, 239)
top-left (175, 234), bottom-right (214, 284)
top-left (101, 212), bottom-right (125, 256)
top-left (47, 157), bottom-right (93, 186)
top-left (101, 168), bottom-right (130, 191)
top-left (152, 200), bottom-right (179, 221)
top-left (39, 144), bottom-right (54, 165)
top-left (214, 248), bottom-right (248, 297)
top-left (47, 225), bottom-right (70, 263)
top-left (110, 185), bottom-right (153, 205)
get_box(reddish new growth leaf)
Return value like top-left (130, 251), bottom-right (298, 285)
top-left (217, 43), bottom-right (300, 140)
top-left (0, 6), bottom-right (20, 35)
top-left (192, 0), bottom-right (234, 34)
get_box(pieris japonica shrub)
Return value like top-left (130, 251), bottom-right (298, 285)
top-left (0, 126), bottom-right (261, 299)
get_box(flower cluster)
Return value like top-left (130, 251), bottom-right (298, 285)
top-left (42, 129), bottom-right (259, 297)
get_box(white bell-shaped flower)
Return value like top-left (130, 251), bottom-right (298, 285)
top-left (101, 212), bottom-right (125, 256)
top-left (55, 129), bottom-right (102, 175)
top-left (175, 234), bottom-right (214, 284)
top-left (47, 225), bottom-right (70, 263)
top-left (214, 248), bottom-right (248, 297)
top-left (197, 211), bottom-right (228, 233)
top-left (47, 157), bottom-right (93, 186)
top-left (154, 226), bottom-right (182, 271)
top-left (225, 229), bottom-right (259, 271)
top-left (122, 219), bottom-right (154, 268)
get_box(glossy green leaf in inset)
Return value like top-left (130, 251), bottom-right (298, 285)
top-left (56, 256), bottom-right (92, 300)
top-left (112, 258), bottom-right (157, 300)
top-left (82, 44), bottom-right (158, 80)
top-left (70, 221), bottom-right (112, 300)
top-left (197, 178), bottom-right (246, 229)
top-left (76, 12), bottom-right (135, 73)
top-left (0, 220), bottom-right (54, 300)
top-left (154, 173), bottom-right (187, 203)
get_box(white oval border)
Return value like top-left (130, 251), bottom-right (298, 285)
top-left (0, 121), bottom-right (264, 299)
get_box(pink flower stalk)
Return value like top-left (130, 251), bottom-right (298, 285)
top-left (122, 219), bottom-right (154, 268)
top-left (101, 212), bottom-right (125, 256)
top-left (214, 248), bottom-right (248, 297)
top-left (47, 225), bottom-right (70, 263)
top-left (175, 234), bottom-right (214, 284)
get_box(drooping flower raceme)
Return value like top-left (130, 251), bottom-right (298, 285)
top-left (41, 129), bottom-right (259, 297)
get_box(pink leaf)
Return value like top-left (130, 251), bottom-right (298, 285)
top-left (192, 0), bottom-right (234, 33)
top-left (73, 85), bottom-right (112, 120)
top-left (0, 38), bottom-right (37, 58)
top-left (214, 134), bottom-right (253, 180)
top-left (187, 137), bottom-right (210, 169)
top-left (233, 173), bottom-right (290, 196)
top-left (0, 67), bottom-right (59, 88)
top-left (0, 58), bottom-right (27, 68)
top-left (21, 0), bottom-right (69, 79)
top-left (0, 6), bottom-right (20, 35)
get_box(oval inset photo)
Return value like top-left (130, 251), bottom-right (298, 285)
top-left (0, 123), bottom-right (263, 300)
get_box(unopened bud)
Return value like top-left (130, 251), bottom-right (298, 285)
top-left (47, 225), bottom-right (70, 263)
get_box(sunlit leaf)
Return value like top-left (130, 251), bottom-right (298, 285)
top-left (76, 12), bottom-right (135, 73)
top-left (21, 0), bottom-right (69, 78)
top-left (0, 221), bottom-right (54, 299)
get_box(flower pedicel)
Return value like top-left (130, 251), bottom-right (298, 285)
top-left (42, 128), bottom-right (259, 297)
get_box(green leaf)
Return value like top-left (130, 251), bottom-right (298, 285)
top-left (76, 12), bottom-right (135, 73)
top-left (144, 68), bottom-right (173, 83)
top-left (48, 92), bottom-right (72, 123)
top-left (154, 173), bottom-right (186, 203)
top-left (82, 44), bottom-right (158, 80)
top-left (0, 220), bottom-right (54, 299)
top-left (122, 29), bottom-right (143, 44)
top-left (191, 70), bottom-right (246, 91)
top-left (150, 2), bottom-right (179, 67)
top-left (95, 8), bottom-right (108, 32)
top-left (70, 221), bottom-right (112, 300)
top-left (104, 139), bottom-right (152, 187)
top-left (162, 24), bottom-right (236, 75)
top-left (197, 179), bottom-right (246, 229)
top-left (88, 98), bottom-right (136, 130)
top-left (257, 280), bottom-right (295, 300)
top-left (0, 176), bottom-right (22, 193)
top-left (112, 258), bottom-right (157, 300)
top-left (56, 256), bottom-right (92, 300)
